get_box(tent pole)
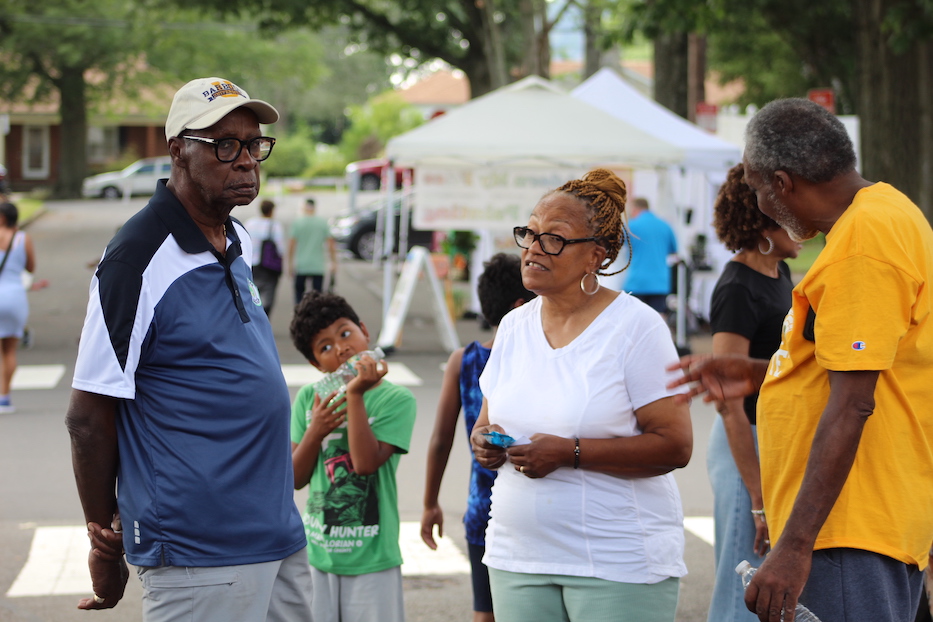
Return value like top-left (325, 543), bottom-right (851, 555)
top-left (382, 164), bottom-right (397, 325)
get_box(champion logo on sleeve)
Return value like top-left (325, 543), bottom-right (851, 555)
top-left (851, 341), bottom-right (867, 351)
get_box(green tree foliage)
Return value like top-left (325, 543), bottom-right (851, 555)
top-left (619, 0), bottom-right (857, 113)
top-left (0, 2), bottom-right (330, 197)
top-left (0, 1), bottom-right (155, 197)
top-left (167, 0), bottom-right (496, 95)
top-left (338, 92), bottom-right (424, 161)
top-left (145, 20), bottom-right (327, 132)
top-left (295, 26), bottom-right (395, 144)
top-left (705, 10), bottom-right (828, 109)
top-left (167, 0), bottom-right (582, 97)
top-left (624, 0), bottom-right (933, 217)
top-left (260, 128), bottom-right (314, 178)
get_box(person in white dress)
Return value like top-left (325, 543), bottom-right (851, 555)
top-left (0, 202), bottom-right (38, 413)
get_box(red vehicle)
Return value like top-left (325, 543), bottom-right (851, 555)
top-left (345, 158), bottom-right (412, 191)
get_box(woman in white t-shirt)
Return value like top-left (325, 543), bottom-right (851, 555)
top-left (470, 169), bottom-right (693, 622)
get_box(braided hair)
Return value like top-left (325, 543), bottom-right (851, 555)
top-left (549, 168), bottom-right (630, 276)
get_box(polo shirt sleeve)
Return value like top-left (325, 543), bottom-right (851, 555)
top-left (72, 260), bottom-right (146, 399)
top-left (811, 255), bottom-right (919, 371)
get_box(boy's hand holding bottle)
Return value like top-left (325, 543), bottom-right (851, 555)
top-left (307, 391), bottom-right (348, 440)
top-left (345, 353), bottom-right (388, 396)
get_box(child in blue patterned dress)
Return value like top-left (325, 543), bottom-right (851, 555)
top-left (420, 253), bottom-right (534, 622)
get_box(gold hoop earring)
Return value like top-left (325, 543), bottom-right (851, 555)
top-left (758, 236), bottom-right (774, 256)
top-left (580, 272), bottom-right (600, 295)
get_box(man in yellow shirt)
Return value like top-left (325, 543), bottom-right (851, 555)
top-left (671, 98), bottom-right (933, 622)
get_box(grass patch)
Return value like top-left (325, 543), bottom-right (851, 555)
top-left (785, 234), bottom-right (825, 276)
top-left (16, 198), bottom-right (44, 225)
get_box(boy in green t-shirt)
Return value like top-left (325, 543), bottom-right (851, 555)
top-left (289, 291), bottom-right (416, 622)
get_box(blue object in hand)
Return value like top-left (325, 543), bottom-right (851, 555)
top-left (483, 431), bottom-right (516, 448)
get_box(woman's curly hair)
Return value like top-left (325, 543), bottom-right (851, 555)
top-left (549, 168), bottom-right (630, 275)
top-left (714, 163), bottom-right (781, 252)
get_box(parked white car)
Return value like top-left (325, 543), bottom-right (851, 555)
top-left (82, 156), bottom-right (171, 199)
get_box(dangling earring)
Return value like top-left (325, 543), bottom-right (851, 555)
top-left (580, 272), bottom-right (600, 295)
top-left (758, 236), bottom-right (774, 256)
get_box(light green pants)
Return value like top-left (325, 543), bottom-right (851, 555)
top-left (488, 568), bottom-right (680, 622)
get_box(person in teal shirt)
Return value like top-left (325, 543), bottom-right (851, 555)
top-left (290, 291), bottom-right (416, 622)
top-left (289, 197), bottom-right (336, 304)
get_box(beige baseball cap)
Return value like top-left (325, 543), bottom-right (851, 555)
top-left (164, 77), bottom-right (279, 141)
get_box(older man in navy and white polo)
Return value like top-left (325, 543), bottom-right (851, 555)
top-left (66, 78), bottom-right (312, 621)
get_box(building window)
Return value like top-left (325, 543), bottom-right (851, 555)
top-left (22, 125), bottom-right (50, 180)
top-left (87, 126), bottom-right (119, 165)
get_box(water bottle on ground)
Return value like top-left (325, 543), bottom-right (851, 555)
top-left (311, 347), bottom-right (386, 400)
top-left (736, 561), bottom-right (822, 622)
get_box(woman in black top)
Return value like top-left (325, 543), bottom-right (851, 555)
top-left (706, 164), bottom-right (802, 622)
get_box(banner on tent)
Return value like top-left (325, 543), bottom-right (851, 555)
top-left (413, 166), bottom-right (590, 231)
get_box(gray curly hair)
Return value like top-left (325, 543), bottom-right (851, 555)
top-left (744, 98), bottom-right (856, 183)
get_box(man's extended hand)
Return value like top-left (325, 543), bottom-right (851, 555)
top-left (666, 354), bottom-right (767, 403)
top-left (744, 541), bottom-right (811, 622)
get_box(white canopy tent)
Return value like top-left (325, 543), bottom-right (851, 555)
top-left (572, 68), bottom-right (741, 172)
top-left (382, 75), bottom-right (738, 350)
top-left (388, 75), bottom-right (686, 171)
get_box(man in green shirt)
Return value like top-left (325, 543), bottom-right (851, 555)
top-left (289, 197), bottom-right (337, 304)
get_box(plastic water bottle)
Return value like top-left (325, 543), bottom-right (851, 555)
top-left (311, 347), bottom-right (386, 399)
top-left (736, 561), bottom-right (822, 621)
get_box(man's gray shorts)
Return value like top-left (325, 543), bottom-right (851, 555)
top-left (137, 548), bottom-right (313, 622)
top-left (800, 547), bottom-right (923, 622)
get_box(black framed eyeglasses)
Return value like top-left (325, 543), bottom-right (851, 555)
top-left (183, 135), bottom-right (276, 162)
top-left (513, 226), bottom-right (600, 256)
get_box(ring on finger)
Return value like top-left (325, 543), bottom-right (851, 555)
top-left (519, 466), bottom-right (525, 473)
top-left (93, 594), bottom-right (105, 604)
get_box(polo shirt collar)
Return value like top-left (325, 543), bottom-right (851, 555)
top-left (150, 179), bottom-right (242, 259)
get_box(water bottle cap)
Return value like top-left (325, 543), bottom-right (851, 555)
top-left (735, 560), bottom-right (752, 574)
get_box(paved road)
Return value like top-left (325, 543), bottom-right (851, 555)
top-left (0, 192), bottom-right (718, 621)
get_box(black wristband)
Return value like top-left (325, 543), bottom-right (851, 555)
top-left (573, 437), bottom-right (580, 469)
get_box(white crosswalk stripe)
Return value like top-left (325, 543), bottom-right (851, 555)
top-left (6, 518), bottom-right (715, 597)
top-left (12, 363), bottom-right (424, 391)
top-left (683, 516), bottom-right (715, 546)
top-left (10, 365), bottom-right (66, 390)
top-left (6, 526), bottom-right (96, 597)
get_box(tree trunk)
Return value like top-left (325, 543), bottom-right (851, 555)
top-left (855, 0), bottom-right (932, 220)
top-left (461, 47), bottom-right (494, 98)
top-left (654, 31), bottom-right (689, 119)
top-left (518, 0), bottom-right (541, 77)
top-left (534, 0), bottom-right (550, 79)
top-left (54, 66), bottom-right (88, 199)
top-left (687, 34), bottom-right (706, 123)
top-left (583, 1), bottom-right (601, 79)
top-left (479, 0), bottom-right (509, 89)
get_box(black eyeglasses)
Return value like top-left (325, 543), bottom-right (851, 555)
top-left (513, 226), bottom-right (600, 256)
top-left (183, 135), bottom-right (276, 162)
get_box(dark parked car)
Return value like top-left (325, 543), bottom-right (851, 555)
top-left (330, 197), bottom-right (435, 261)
